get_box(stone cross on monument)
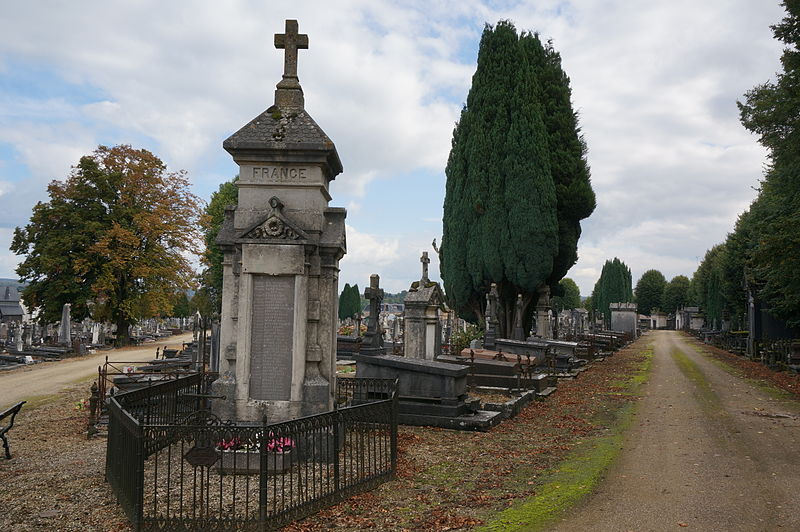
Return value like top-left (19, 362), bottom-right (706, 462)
top-left (274, 19), bottom-right (308, 88)
top-left (273, 20), bottom-right (308, 108)
top-left (420, 251), bottom-right (430, 283)
top-left (361, 274), bottom-right (385, 354)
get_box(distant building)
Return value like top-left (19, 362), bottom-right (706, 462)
top-left (640, 311), bottom-right (668, 330)
top-left (675, 306), bottom-right (703, 331)
top-left (0, 286), bottom-right (24, 325)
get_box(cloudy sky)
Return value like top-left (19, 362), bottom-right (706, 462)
top-left (0, 1), bottom-right (785, 296)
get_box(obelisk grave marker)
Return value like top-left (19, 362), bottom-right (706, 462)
top-left (213, 20), bottom-right (347, 423)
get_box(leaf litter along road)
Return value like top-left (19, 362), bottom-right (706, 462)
top-left (548, 331), bottom-right (800, 532)
top-left (0, 333), bottom-right (653, 531)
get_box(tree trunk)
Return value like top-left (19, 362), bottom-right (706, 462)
top-left (115, 317), bottom-right (130, 347)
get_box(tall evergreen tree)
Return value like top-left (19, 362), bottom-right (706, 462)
top-left (634, 269), bottom-right (666, 316)
top-left (520, 34), bottom-right (596, 290)
top-left (591, 258), bottom-right (633, 324)
top-left (442, 21), bottom-right (591, 335)
top-left (338, 283), bottom-right (352, 321)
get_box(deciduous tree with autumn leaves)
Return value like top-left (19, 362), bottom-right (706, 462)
top-left (11, 145), bottom-right (202, 345)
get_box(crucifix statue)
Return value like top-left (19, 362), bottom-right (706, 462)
top-left (362, 274), bottom-right (385, 353)
top-left (274, 19), bottom-right (308, 89)
top-left (420, 251), bottom-right (430, 283)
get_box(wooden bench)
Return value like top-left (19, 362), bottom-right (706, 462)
top-left (1, 401), bottom-right (26, 459)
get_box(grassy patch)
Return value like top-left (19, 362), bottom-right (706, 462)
top-left (478, 344), bottom-right (653, 532)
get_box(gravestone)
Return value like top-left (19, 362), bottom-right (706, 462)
top-left (0, 322), bottom-right (7, 343)
top-left (403, 252), bottom-right (446, 360)
top-left (360, 275), bottom-right (384, 355)
top-left (213, 19), bottom-right (346, 423)
top-left (512, 294), bottom-right (526, 340)
top-left (58, 303), bottom-right (71, 345)
top-left (91, 322), bottom-right (101, 345)
top-left (534, 286), bottom-right (551, 339)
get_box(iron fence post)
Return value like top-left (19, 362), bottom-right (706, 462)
top-left (259, 414), bottom-right (268, 531)
top-left (390, 379), bottom-right (398, 475)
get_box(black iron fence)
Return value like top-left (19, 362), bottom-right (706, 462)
top-left (106, 374), bottom-right (398, 531)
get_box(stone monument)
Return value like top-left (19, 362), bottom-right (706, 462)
top-left (213, 19), bottom-right (347, 423)
top-left (58, 303), bottom-right (71, 345)
top-left (403, 252), bottom-right (446, 360)
top-left (610, 302), bottom-right (638, 337)
top-left (534, 286), bottom-right (552, 339)
top-left (484, 283), bottom-right (499, 349)
top-left (360, 274), bottom-right (384, 355)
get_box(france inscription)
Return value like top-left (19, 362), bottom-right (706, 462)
top-left (249, 275), bottom-right (294, 401)
top-left (251, 166), bottom-right (308, 182)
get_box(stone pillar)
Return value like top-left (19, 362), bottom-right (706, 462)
top-left (484, 283), bottom-right (499, 349)
top-left (535, 286), bottom-right (552, 339)
top-left (213, 19), bottom-right (346, 423)
top-left (512, 293), bottom-right (525, 340)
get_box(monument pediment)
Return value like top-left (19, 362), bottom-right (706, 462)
top-left (238, 196), bottom-right (309, 242)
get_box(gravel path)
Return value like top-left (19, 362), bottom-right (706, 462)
top-left (0, 332), bottom-right (193, 410)
top-left (549, 330), bottom-right (800, 531)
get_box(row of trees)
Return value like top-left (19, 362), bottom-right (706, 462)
top-left (689, 1), bottom-right (800, 330)
top-left (588, 259), bottom-right (691, 322)
top-left (441, 21), bottom-right (595, 336)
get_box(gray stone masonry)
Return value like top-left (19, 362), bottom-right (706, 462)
top-left (361, 274), bottom-right (384, 355)
top-left (403, 252), bottom-right (445, 360)
top-left (610, 302), bottom-right (638, 337)
top-left (534, 286), bottom-right (552, 339)
top-left (213, 19), bottom-right (346, 424)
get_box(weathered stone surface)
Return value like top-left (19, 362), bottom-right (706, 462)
top-left (248, 275), bottom-right (294, 401)
top-left (214, 19), bottom-right (345, 424)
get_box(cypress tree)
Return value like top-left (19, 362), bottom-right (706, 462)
top-left (592, 258), bottom-right (633, 324)
top-left (338, 283), bottom-right (352, 321)
top-left (442, 21), bottom-right (560, 335)
top-left (521, 34), bottom-right (596, 290)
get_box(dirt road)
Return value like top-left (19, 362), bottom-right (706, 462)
top-left (0, 332), bottom-right (193, 411)
top-left (550, 330), bottom-right (800, 532)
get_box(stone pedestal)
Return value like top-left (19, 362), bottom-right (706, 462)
top-left (213, 20), bottom-right (346, 424)
top-left (403, 253), bottom-right (445, 360)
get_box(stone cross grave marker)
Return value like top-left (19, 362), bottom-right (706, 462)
top-left (420, 251), bottom-right (430, 283)
top-left (362, 274), bottom-right (384, 354)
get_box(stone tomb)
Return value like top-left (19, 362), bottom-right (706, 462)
top-left (213, 20), bottom-right (346, 423)
top-left (610, 302), bottom-right (638, 337)
top-left (403, 252), bottom-right (446, 360)
top-left (354, 353), bottom-right (502, 431)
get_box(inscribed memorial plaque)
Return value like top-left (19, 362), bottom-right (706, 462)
top-left (249, 275), bottom-right (295, 400)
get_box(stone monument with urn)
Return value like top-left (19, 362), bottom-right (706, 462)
top-left (213, 20), bottom-right (347, 423)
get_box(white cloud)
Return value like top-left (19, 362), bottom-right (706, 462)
top-left (0, 0), bottom-right (788, 297)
